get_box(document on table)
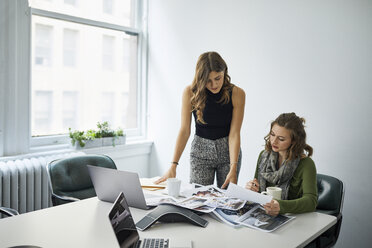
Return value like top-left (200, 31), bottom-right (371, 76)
top-left (140, 177), bottom-right (167, 190)
top-left (225, 183), bottom-right (272, 205)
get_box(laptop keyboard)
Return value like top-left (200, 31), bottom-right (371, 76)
top-left (137, 238), bottom-right (169, 248)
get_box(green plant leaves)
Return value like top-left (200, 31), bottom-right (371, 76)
top-left (68, 122), bottom-right (124, 147)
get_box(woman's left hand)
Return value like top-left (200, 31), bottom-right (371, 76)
top-left (221, 170), bottom-right (237, 189)
top-left (263, 200), bottom-right (280, 216)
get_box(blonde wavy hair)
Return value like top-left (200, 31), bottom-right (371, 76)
top-left (264, 112), bottom-right (313, 161)
top-left (191, 51), bottom-right (233, 124)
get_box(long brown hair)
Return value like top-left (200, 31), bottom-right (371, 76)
top-left (190, 51), bottom-right (233, 124)
top-left (264, 112), bottom-right (313, 161)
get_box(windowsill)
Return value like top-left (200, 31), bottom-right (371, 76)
top-left (0, 139), bottom-right (153, 162)
top-left (83, 139), bottom-right (153, 159)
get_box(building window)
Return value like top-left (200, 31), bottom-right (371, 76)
top-left (34, 24), bottom-right (53, 66)
top-left (101, 92), bottom-right (115, 125)
top-left (63, 28), bottom-right (78, 67)
top-left (33, 91), bottom-right (53, 135)
top-left (102, 35), bottom-right (115, 71)
top-left (103, 0), bottom-right (114, 15)
top-left (122, 38), bottom-right (130, 72)
top-left (30, 0), bottom-right (135, 27)
top-left (64, 0), bottom-right (77, 6)
top-left (62, 91), bottom-right (79, 130)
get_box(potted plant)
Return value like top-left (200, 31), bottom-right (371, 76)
top-left (68, 122), bottom-right (126, 149)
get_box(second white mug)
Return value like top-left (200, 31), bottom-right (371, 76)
top-left (261, 186), bottom-right (282, 200)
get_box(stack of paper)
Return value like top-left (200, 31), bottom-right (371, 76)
top-left (140, 177), bottom-right (166, 191)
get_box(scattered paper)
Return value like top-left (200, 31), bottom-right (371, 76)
top-left (145, 185), bottom-right (246, 213)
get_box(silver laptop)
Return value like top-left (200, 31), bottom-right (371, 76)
top-left (109, 192), bottom-right (192, 248)
top-left (87, 165), bottom-right (152, 210)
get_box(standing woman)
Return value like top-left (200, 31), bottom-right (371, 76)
top-left (246, 113), bottom-right (317, 216)
top-left (155, 51), bottom-right (245, 188)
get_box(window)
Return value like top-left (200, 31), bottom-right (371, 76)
top-left (102, 35), bottom-right (116, 71)
top-left (101, 92), bottom-right (115, 124)
top-left (0, 0), bottom-right (147, 155)
top-left (64, 0), bottom-right (76, 6)
top-left (103, 0), bottom-right (114, 15)
top-left (122, 38), bottom-right (130, 72)
top-left (33, 91), bottom-right (53, 134)
top-left (63, 29), bottom-right (78, 67)
top-left (62, 91), bottom-right (79, 130)
top-left (31, 16), bottom-right (140, 137)
top-left (34, 24), bottom-right (53, 66)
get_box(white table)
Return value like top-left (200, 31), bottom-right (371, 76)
top-left (0, 197), bottom-right (336, 248)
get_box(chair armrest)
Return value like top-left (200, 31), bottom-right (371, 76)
top-left (52, 193), bottom-right (80, 202)
top-left (336, 212), bottom-right (342, 221)
top-left (0, 207), bottom-right (19, 217)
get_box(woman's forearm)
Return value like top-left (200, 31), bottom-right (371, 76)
top-left (228, 132), bottom-right (241, 172)
top-left (228, 86), bottom-right (245, 172)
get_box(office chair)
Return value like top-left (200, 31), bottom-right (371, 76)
top-left (0, 206), bottom-right (19, 217)
top-left (307, 173), bottom-right (344, 248)
top-left (46, 154), bottom-right (117, 206)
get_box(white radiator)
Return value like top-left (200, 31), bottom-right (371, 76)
top-left (0, 151), bottom-right (85, 217)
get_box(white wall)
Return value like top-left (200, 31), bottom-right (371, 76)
top-left (84, 141), bottom-right (153, 176)
top-left (147, 0), bottom-right (372, 247)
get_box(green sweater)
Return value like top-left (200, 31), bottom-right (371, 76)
top-left (254, 151), bottom-right (318, 214)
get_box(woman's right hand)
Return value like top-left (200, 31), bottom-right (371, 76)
top-left (245, 178), bottom-right (259, 192)
top-left (154, 164), bottom-right (177, 184)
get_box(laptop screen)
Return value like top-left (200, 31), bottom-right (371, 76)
top-left (108, 192), bottom-right (140, 248)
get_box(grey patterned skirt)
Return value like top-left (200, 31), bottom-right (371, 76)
top-left (190, 135), bottom-right (242, 188)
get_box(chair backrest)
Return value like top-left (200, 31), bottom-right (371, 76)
top-left (47, 154), bottom-right (117, 205)
top-left (315, 174), bottom-right (345, 247)
top-left (316, 173), bottom-right (344, 217)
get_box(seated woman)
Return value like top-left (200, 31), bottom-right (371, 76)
top-left (245, 112), bottom-right (317, 216)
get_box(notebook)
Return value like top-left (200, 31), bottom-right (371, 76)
top-left (108, 192), bottom-right (192, 248)
top-left (87, 165), bottom-right (156, 210)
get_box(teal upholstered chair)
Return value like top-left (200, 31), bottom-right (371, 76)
top-left (46, 154), bottom-right (117, 206)
top-left (0, 206), bottom-right (19, 217)
top-left (307, 173), bottom-right (344, 248)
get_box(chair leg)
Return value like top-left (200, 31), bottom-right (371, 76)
top-left (316, 237), bottom-right (321, 247)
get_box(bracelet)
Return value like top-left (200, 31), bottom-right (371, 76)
top-left (230, 162), bottom-right (238, 165)
top-left (171, 161), bottom-right (179, 165)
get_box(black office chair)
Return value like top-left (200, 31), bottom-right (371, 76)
top-left (307, 173), bottom-right (344, 248)
top-left (46, 154), bottom-right (117, 206)
top-left (0, 206), bottom-right (19, 217)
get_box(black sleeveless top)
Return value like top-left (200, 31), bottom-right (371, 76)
top-left (192, 88), bottom-right (233, 140)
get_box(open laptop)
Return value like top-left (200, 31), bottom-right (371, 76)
top-left (87, 165), bottom-right (155, 209)
top-left (109, 192), bottom-right (192, 248)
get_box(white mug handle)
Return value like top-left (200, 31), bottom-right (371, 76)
top-left (261, 191), bottom-right (268, 195)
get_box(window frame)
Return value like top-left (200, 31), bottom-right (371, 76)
top-left (0, 0), bottom-right (148, 156)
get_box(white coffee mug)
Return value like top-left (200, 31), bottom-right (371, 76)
top-left (167, 178), bottom-right (181, 197)
top-left (261, 186), bottom-right (282, 200)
